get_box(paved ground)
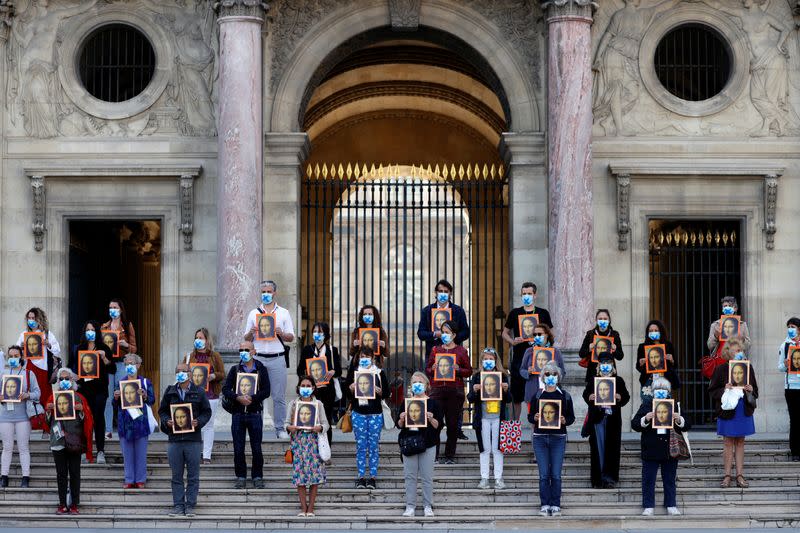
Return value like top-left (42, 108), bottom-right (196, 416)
top-left (0, 529), bottom-right (785, 533)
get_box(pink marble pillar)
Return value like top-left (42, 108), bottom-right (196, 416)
top-left (543, 0), bottom-right (596, 351)
top-left (215, 2), bottom-right (266, 350)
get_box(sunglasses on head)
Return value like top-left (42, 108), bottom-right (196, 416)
top-left (543, 372), bottom-right (557, 377)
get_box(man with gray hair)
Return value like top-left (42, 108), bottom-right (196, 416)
top-left (244, 279), bottom-right (295, 439)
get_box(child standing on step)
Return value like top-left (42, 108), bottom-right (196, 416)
top-left (287, 376), bottom-right (328, 518)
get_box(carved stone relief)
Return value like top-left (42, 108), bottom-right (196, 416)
top-left (388, 0), bottom-right (421, 30)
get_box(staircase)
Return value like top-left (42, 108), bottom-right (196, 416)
top-left (0, 431), bottom-right (797, 529)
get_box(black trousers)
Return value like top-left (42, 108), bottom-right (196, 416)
top-left (786, 389), bottom-right (800, 456)
top-left (53, 449), bottom-right (81, 507)
top-left (430, 389), bottom-right (465, 459)
top-left (88, 394), bottom-right (107, 453)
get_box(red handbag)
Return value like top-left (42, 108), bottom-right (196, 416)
top-left (499, 420), bottom-right (522, 455)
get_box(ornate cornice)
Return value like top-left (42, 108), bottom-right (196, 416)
top-left (541, 0), bottom-right (596, 22)
top-left (214, 0), bottom-right (269, 20)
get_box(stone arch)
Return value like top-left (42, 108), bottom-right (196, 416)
top-left (268, 0), bottom-right (541, 134)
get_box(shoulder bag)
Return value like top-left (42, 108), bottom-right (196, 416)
top-left (318, 431), bottom-right (332, 462)
top-left (398, 430), bottom-right (427, 457)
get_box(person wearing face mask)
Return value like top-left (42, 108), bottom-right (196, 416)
top-left (348, 305), bottom-right (390, 364)
top-left (582, 353), bottom-right (630, 489)
top-left (0, 345), bottom-right (40, 488)
top-left (501, 282), bottom-right (554, 420)
top-left (397, 372), bottom-right (442, 518)
top-left (100, 299), bottom-right (137, 441)
top-left (519, 324), bottom-right (566, 409)
top-left (70, 320), bottom-right (115, 465)
top-left (299, 322), bottom-right (342, 447)
top-left (221, 341), bottom-right (271, 490)
top-left (417, 279), bottom-right (470, 359)
top-left (631, 376), bottom-right (690, 517)
top-left (186, 328), bottom-right (224, 464)
top-left (14, 307), bottom-right (61, 415)
top-left (243, 280), bottom-right (295, 440)
top-left (158, 362), bottom-right (212, 517)
top-left (778, 317), bottom-right (800, 461)
top-left (709, 337), bottom-right (758, 488)
top-left (635, 320), bottom-right (681, 399)
top-left (286, 376), bottom-right (328, 518)
top-left (528, 361), bottom-right (575, 517)
top-left (424, 320), bottom-right (472, 464)
top-left (578, 309), bottom-right (625, 382)
top-left (467, 348), bottom-right (511, 490)
top-left (111, 353), bottom-right (154, 488)
top-left (44, 368), bottom-right (93, 515)
top-left (706, 296), bottom-right (751, 370)
top-left (345, 347), bottom-right (389, 489)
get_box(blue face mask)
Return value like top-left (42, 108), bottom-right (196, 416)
top-left (85, 330), bottom-right (96, 342)
top-left (125, 364), bottom-right (137, 375)
top-left (521, 294), bottom-right (534, 307)
top-left (533, 335), bottom-right (546, 346)
top-left (261, 292), bottom-right (273, 305)
top-left (109, 308), bottom-right (120, 319)
top-left (654, 390), bottom-right (668, 400)
top-left (597, 319), bottom-right (609, 330)
top-left (411, 382), bottom-right (425, 395)
top-left (789, 328), bottom-right (798, 339)
top-left (26, 319), bottom-right (37, 329)
top-left (482, 359), bottom-right (496, 371)
top-left (648, 331), bottom-right (660, 341)
top-left (599, 363), bottom-right (613, 374)
top-left (175, 372), bottom-right (189, 384)
top-left (194, 339), bottom-right (206, 350)
top-left (544, 375), bottom-right (558, 387)
top-left (313, 332), bottom-right (325, 344)
top-left (436, 292), bottom-right (449, 304)
top-left (734, 352), bottom-right (745, 361)
top-left (299, 387), bottom-right (313, 398)
top-left (59, 379), bottom-right (72, 390)
top-left (722, 306), bottom-right (735, 315)
top-left (359, 358), bottom-right (371, 369)
top-left (362, 314), bottom-right (374, 325)
top-left (7, 358), bottom-right (19, 369)
top-left (239, 351), bottom-right (252, 363)
top-left (441, 333), bottom-right (453, 345)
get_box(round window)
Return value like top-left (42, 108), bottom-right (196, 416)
top-left (654, 24), bottom-right (731, 102)
top-left (78, 24), bottom-right (156, 103)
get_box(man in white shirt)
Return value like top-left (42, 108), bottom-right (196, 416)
top-left (244, 280), bottom-right (295, 439)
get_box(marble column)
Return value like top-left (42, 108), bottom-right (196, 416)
top-left (543, 0), bottom-right (596, 351)
top-left (215, 1), bottom-right (267, 351)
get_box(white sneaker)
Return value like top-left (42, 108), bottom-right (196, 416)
top-left (667, 507), bottom-right (681, 516)
top-left (477, 478), bottom-right (490, 489)
top-left (539, 506), bottom-right (550, 517)
top-left (423, 506), bottom-right (434, 517)
top-left (494, 478), bottom-right (506, 490)
top-left (550, 506), bottom-right (561, 516)
top-left (402, 506), bottom-right (415, 517)
top-left (277, 430), bottom-right (290, 440)
top-left (96, 452), bottom-right (106, 464)
top-left (641, 508), bottom-right (654, 516)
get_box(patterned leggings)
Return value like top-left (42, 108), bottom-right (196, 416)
top-left (352, 412), bottom-right (383, 478)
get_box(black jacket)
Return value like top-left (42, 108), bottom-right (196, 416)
top-left (345, 366), bottom-right (389, 415)
top-left (297, 344), bottom-right (341, 406)
top-left (635, 340), bottom-right (681, 388)
top-left (467, 372), bottom-right (512, 453)
top-left (70, 342), bottom-right (116, 400)
top-left (528, 388), bottom-right (576, 435)
top-left (631, 400), bottom-right (691, 462)
top-left (417, 302), bottom-right (470, 357)
top-left (397, 397), bottom-right (443, 449)
top-left (158, 382), bottom-right (212, 442)
top-left (708, 361), bottom-right (759, 418)
top-left (579, 327), bottom-right (625, 382)
top-left (221, 360), bottom-right (271, 414)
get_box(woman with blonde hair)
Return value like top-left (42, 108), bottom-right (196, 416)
top-left (397, 371), bottom-right (442, 517)
top-left (186, 328), bottom-right (225, 464)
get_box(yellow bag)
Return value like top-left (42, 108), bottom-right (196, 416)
top-left (338, 409), bottom-right (353, 433)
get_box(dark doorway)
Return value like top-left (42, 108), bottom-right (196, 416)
top-left (68, 220), bottom-right (162, 390)
top-left (649, 219), bottom-right (742, 428)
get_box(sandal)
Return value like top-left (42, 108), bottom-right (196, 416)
top-left (735, 475), bottom-right (749, 488)
top-left (720, 475), bottom-right (731, 488)
top-left (297, 512), bottom-right (307, 517)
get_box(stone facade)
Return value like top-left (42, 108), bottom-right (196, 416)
top-left (0, 0), bottom-right (797, 433)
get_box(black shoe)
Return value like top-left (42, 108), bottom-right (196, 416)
top-left (234, 477), bottom-right (246, 489)
top-left (792, 455), bottom-right (800, 462)
top-left (366, 478), bottom-right (376, 490)
top-left (0, 476), bottom-right (7, 488)
top-left (444, 457), bottom-right (455, 465)
top-left (356, 478), bottom-right (367, 489)
top-left (457, 431), bottom-right (469, 440)
top-left (252, 478), bottom-right (264, 489)
top-left (20, 477), bottom-right (29, 488)
top-left (603, 481), bottom-right (616, 489)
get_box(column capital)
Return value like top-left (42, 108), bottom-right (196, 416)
top-left (214, 0), bottom-right (269, 21)
top-left (541, 0), bottom-right (596, 22)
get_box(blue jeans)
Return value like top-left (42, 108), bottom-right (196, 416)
top-left (641, 459), bottom-right (678, 509)
top-left (105, 365), bottom-right (128, 430)
top-left (120, 436), bottom-right (148, 484)
top-left (532, 433), bottom-right (566, 507)
top-left (232, 412), bottom-right (263, 479)
top-left (167, 441), bottom-right (202, 509)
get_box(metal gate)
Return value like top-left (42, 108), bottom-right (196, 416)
top-left (300, 163), bottom-right (508, 410)
top-left (649, 220), bottom-right (742, 427)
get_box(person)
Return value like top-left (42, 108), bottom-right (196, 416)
top-left (417, 279), bottom-right (470, 359)
top-left (15, 308), bottom-right (61, 415)
top-left (101, 299), bottom-right (138, 440)
top-left (70, 321), bottom-right (115, 464)
top-left (348, 305), bottom-right (390, 363)
top-left (467, 348), bottom-right (511, 490)
top-left (529, 361), bottom-right (575, 517)
top-left (45, 368), bottom-right (94, 515)
top-left (186, 328), bottom-right (225, 464)
top-left (398, 372), bottom-right (442, 518)
top-left (519, 324), bottom-right (566, 406)
top-left (582, 353), bottom-right (630, 488)
top-left (287, 376), bottom-right (328, 518)
top-left (435, 355), bottom-right (454, 380)
top-left (424, 320), bottom-right (472, 463)
top-left (222, 341), bottom-right (271, 489)
top-left (503, 282), bottom-right (554, 419)
top-left (345, 347), bottom-right (388, 489)
top-left (635, 320), bottom-right (681, 399)
top-left (244, 280), bottom-right (295, 440)
top-left (158, 362), bottom-right (212, 517)
top-left (0, 345), bottom-right (39, 488)
top-left (778, 317), bottom-right (800, 461)
top-left (579, 309), bottom-right (624, 382)
top-left (709, 337), bottom-right (758, 489)
top-left (707, 296), bottom-right (751, 360)
top-left (112, 353), bottom-right (154, 488)
top-left (298, 322), bottom-right (342, 446)
top-left (631, 376), bottom-right (690, 517)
